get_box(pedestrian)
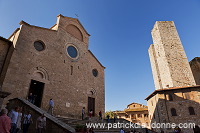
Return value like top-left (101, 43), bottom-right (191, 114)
top-left (89, 109), bottom-right (93, 118)
top-left (120, 127), bottom-right (125, 133)
top-left (99, 111), bottom-right (102, 120)
top-left (83, 126), bottom-right (88, 133)
top-left (174, 126), bottom-right (182, 133)
top-left (106, 114), bottom-right (110, 123)
top-left (33, 94), bottom-right (37, 104)
top-left (0, 108), bottom-right (11, 133)
top-left (89, 127), bottom-right (94, 133)
top-left (193, 125), bottom-right (200, 133)
top-left (36, 114), bottom-right (46, 133)
top-left (9, 107), bottom-right (19, 133)
top-left (16, 107), bottom-right (23, 133)
top-left (82, 107), bottom-right (85, 120)
top-left (27, 93), bottom-right (34, 104)
top-left (113, 115), bottom-right (116, 123)
top-left (47, 99), bottom-right (54, 115)
top-left (22, 110), bottom-right (32, 133)
top-left (131, 130), bottom-right (136, 133)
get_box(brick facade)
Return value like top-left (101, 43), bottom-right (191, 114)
top-left (190, 57), bottom-right (200, 85)
top-left (0, 15), bottom-right (105, 119)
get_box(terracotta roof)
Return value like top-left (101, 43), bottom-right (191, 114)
top-left (114, 111), bottom-right (126, 114)
top-left (124, 108), bottom-right (148, 112)
top-left (127, 102), bottom-right (147, 108)
top-left (145, 85), bottom-right (200, 100)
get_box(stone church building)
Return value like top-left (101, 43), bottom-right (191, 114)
top-left (147, 21), bottom-right (200, 133)
top-left (0, 14), bottom-right (105, 118)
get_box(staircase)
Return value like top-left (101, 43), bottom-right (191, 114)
top-left (57, 117), bottom-right (157, 133)
top-left (6, 98), bottom-right (76, 133)
top-left (6, 98), bottom-right (157, 133)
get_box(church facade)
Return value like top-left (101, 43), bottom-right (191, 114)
top-left (0, 14), bottom-right (105, 118)
top-left (147, 21), bottom-right (200, 133)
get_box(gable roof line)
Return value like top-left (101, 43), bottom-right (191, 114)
top-left (19, 20), bottom-right (57, 32)
top-left (58, 14), bottom-right (90, 36)
top-left (88, 50), bottom-right (105, 69)
top-left (8, 28), bottom-right (20, 40)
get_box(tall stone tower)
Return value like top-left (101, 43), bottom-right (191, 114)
top-left (148, 21), bottom-right (196, 90)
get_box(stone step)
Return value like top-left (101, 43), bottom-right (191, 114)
top-left (56, 116), bottom-right (156, 133)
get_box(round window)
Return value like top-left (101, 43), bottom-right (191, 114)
top-left (67, 46), bottom-right (78, 58)
top-left (92, 69), bottom-right (98, 77)
top-left (34, 41), bottom-right (45, 51)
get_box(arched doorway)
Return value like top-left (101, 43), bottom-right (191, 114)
top-left (28, 80), bottom-right (45, 107)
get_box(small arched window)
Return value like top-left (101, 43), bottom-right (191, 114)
top-left (188, 107), bottom-right (195, 115)
top-left (171, 108), bottom-right (177, 116)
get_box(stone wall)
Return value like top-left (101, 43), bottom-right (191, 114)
top-left (1, 15), bottom-right (105, 118)
top-left (190, 57), bottom-right (200, 85)
top-left (0, 37), bottom-right (13, 87)
top-left (147, 86), bottom-right (200, 133)
top-left (149, 21), bottom-right (196, 90)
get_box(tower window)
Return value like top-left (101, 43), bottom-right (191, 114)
top-left (171, 108), bottom-right (177, 116)
top-left (71, 66), bottom-right (73, 75)
top-left (188, 107), bottom-right (195, 115)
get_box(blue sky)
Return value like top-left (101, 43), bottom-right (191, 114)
top-left (0, 0), bottom-right (200, 111)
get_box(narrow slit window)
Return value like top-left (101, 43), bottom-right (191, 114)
top-left (71, 66), bottom-right (73, 75)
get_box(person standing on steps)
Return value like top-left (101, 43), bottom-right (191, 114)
top-left (89, 109), bottom-right (93, 120)
top-left (113, 115), bottom-right (116, 123)
top-left (36, 114), bottom-right (46, 133)
top-left (9, 107), bottom-right (19, 133)
top-left (82, 107), bottom-right (85, 120)
top-left (120, 127), bottom-right (125, 133)
top-left (0, 108), bottom-right (11, 133)
top-left (22, 110), bottom-right (33, 133)
top-left (27, 93), bottom-right (34, 104)
top-left (99, 111), bottom-right (102, 120)
top-left (16, 107), bottom-right (23, 133)
top-left (106, 114), bottom-right (110, 123)
top-left (47, 99), bottom-right (54, 115)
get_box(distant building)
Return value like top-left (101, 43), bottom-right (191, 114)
top-left (114, 102), bottom-right (150, 128)
top-left (0, 14), bottom-right (105, 119)
top-left (147, 21), bottom-right (200, 133)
